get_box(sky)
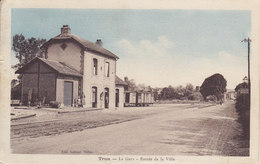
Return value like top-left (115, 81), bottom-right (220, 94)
top-left (11, 9), bottom-right (251, 89)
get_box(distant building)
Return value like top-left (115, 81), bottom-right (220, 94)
top-left (16, 25), bottom-right (126, 109)
top-left (124, 80), bottom-right (154, 107)
top-left (225, 89), bottom-right (236, 100)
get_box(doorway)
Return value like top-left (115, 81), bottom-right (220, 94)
top-left (104, 88), bottom-right (109, 108)
top-left (92, 87), bottom-right (97, 107)
top-left (64, 81), bottom-right (73, 106)
top-left (115, 89), bottom-right (119, 107)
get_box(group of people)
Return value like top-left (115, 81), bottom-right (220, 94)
top-left (74, 97), bottom-right (84, 107)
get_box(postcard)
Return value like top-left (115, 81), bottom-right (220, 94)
top-left (0, 0), bottom-right (259, 163)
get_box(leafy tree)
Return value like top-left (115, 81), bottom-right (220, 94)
top-left (153, 88), bottom-right (160, 101)
top-left (124, 76), bottom-right (137, 91)
top-left (235, 82), bottom-right (248, 92)
top-left (159, 86), bottom-right (172, 100)
top-left (184, 83), bottom-right (194, 97)
top-left (200, 73), bottom-right (227, 101)
top-left (234, 82), bottom-right (249, 111)
top-left (158, 84), bottom-right (195, 100)
top-left (188, 91), bottom-right (203, 101)
top-left (12, 34), bottom-right (46, 71)
top-left (137, 84), bottom-right (146, 90)
top-left (11, 79), bottom-right (18, 88)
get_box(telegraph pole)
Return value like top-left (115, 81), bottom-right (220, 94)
top-left (242, 37), bottom-right (251, 101)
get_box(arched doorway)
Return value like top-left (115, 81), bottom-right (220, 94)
top-left (104, 88), bottom-right (109, 108)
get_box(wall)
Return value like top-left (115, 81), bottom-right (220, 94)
top-left (129, 92), bottom-right (136, 104)
top-left (56, 75), bottom-right (79, 107)
top-left (83, 51), bottom-right (116, 109)
top-left (115, 85), bottom-right (125, 108)
top-left (21, 74), bottom-right (38, 105)
top-left (39, 74), bottom-right (56, 103)
top-left (47, 40), bottom-right (83, 73)
top-left (21, 62), bottom-right (56, 105)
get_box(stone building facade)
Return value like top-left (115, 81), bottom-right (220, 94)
top-left (16, 25), bottom-right (127, 109)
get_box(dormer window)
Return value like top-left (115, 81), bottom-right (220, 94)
top-left (105, 61), bottom-right (110, 77)
top-left (93, 58), bottom-right (98, 75)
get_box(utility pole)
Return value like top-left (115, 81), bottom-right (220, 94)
top-left (242, 37), bottom-right (251, 101)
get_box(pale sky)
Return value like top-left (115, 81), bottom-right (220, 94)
top-left (11, 9), bottom-right (251, 89)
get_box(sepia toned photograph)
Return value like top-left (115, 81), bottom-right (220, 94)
top-left (9, 8), bottom-right (251, 155)
top-left (1, 0), bottom-right (259, 164)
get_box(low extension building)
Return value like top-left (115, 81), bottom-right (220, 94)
top-left (16, 25), bottom-right (126, 109)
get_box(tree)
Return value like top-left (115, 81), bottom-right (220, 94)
top-left (158, 85), bottom-right (175, 100)
top-left (12, 34), bottom-right (46, 71)
top-left (124, 76), bottom-right (137, 91)
top-left (11, 34), bottom-right (46, 99)
top-left (235, 82), bottom-right (248, 92)
top-left (158, 84), bottom-right (195, 100)
top-left (153, 88), bottom-right (160, 101)
top-left (200, 73), bottom-right (227, 101)
top-left (11, 79), bottom-right (18, 88)
top-left (137, 84), bottom-right (146, 90)
top-left (184, 83), bottom-right (194, 97)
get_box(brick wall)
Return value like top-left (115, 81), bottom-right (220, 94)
top-left (83, 51), bottom-right (116, 109)
top-left (21, 73), bottom-right (56, 105)
top-left (116, 85), bottom-right (125, 108)
top-left (21, 74), bottom-right (38, 105)
top-left (21, 62), bottom-right (56, 105)
top-left (39, 74), bottom-right (56, 103)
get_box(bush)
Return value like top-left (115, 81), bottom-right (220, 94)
top-left (235, 94), bottom-right (250, 112)
top-left (235, 94), bottom-right (250, 140)
top-left (206, 95), bottom-right (217, 102)
top-left (188, 92), bottom-right (204, 101)
top-left (49, 101), bottom-right (61, 108)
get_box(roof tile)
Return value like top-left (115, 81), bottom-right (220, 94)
top-left (115, 76), bottom-right (128, 86)
top-left (42, 33), bottom-right (119, 60)
top-left (16, 57), bottom-right (82, 77)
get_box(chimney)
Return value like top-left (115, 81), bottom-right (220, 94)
top-left (124, 77), bottom-right (128, 82)
top-left (96, 39), bottom-right (103, 46)
top-left (61, 25), bottom-right (71, 35)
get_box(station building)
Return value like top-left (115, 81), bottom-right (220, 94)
top-left (16, 25), bottom-right (127, 109)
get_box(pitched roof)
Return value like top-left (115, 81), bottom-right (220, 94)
top-left (115, 76), bottom-right (128, 86)
top-left (42, 33), bottom-right (119, 60)
top-left (16, 57), bottom-right (82, 77)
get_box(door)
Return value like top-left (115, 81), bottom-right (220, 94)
top-left (125, 93), bottom-right (130, 103)
top-left (64, 81), bottom-right (73, 106)
top-left (115, 89), bottom-right (119, 107)
top-left (92, 87), bottom-right (97, 108)
top-left (104, 88), bottom-right (109, 108)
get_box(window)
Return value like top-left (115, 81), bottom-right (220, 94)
top-left (93, 58), bottom-right (98, 75)
top-left (105, 62), bottom-right (110, 77)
